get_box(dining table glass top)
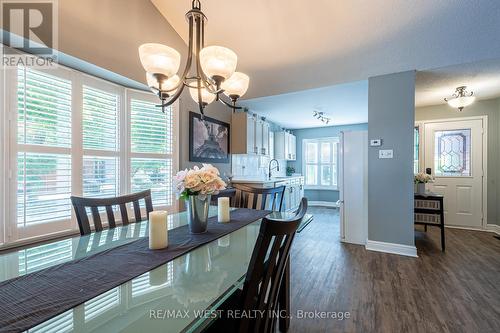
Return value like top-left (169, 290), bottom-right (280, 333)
top-left (0, 207), bottom-right (299, 333)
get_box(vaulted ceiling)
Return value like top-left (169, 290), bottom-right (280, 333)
top-left (152, 0), bottom-right (500, 99)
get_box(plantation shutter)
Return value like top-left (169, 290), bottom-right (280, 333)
top-left (17, 67), bottom-right (73, 227)
top-left (82, 85), bottom-right (120, 199)
top-left (130, 99), bottom-right (173, 207)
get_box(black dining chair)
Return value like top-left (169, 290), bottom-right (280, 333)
top-left (210, 188), bottom-right (237, 206)
top-left (206, 197), bottom-right (308, 333)
top-left (70, 189), bottom-right (154, 235)
top-left (233, 184), bottom-right (286, 212)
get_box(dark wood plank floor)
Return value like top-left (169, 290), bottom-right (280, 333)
top-left (288, 207), bottom-right (500, 333)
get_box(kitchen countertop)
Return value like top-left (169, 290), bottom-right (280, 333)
top-left (231, 176), bottom-right (304, 184)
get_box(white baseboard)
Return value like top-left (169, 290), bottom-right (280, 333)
top-left (485, 224), bottom-right (500, 235)
top-left (365, 240), bottom-right (418, 257)
top-left (308, 201), bottom-right (339, 208)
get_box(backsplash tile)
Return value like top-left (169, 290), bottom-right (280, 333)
top-left (231, 155), bottom-right (286, 178)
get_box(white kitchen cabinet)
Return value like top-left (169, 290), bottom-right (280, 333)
top-left (269, 131), bottom-right (274, 158)
top-left (290, 134), bottom-right (297, 160)
top-left (262, 121), bottom-right (270, 156)
top-left (255, 119), bottom-right (263, 155)
top-left (231, 112), bottom-right (271, 156)
top-left (274, 131), bottom-right (297, 161)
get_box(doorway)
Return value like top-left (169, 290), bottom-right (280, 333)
top-left (417, 117), bottom-right (487, 229)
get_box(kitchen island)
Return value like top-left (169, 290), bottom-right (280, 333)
top-left (230, 176), bottom-right (305, 212)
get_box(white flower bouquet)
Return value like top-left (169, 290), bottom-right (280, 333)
top-left (174, 164), bottom-right (226, 200)
top-left (414, 172), bottom-right (434, 184)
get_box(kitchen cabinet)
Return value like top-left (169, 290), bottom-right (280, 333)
top-left (233, 177), bottom-right (305, 212)
top-left (274, 131), bottom-right (297, 161)
top-left (261, 121), bottom-right (270, 156)
top-left (231, 112), bottom-right (271, 156)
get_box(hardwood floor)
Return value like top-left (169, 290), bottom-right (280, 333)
top-left (288, 207), bottom-right (500, 333)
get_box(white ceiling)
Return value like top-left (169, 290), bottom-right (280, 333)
top-left (239, 80), bottom-right (368, 129)
top-left (151, 0), bottom-right (500, 99)
top-left (416, 59), bottom-right (500, 107)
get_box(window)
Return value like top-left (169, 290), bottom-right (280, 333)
top-left (17, 67), bottom-right (73, 230)
top-left (2, 61), bottom-right (178, 246)
top-left (129, 97), bottom-right (174, 207)
top-left (434, 129), bottom-right (471, 177)
top-left (82, 84), bottom-right (120, 199)
top-left (303, 138), bottom-right (338, 188)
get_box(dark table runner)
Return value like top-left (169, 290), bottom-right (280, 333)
top-left (0, 208), bottom-right (270, 333)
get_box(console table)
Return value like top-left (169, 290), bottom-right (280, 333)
top-left (414, 193), bottom-right (445, 251)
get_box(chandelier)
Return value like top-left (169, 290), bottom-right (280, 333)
top-left (444, 86), bottom-right (475, 112)
top-left (138, 0), bottom-right (249, 117)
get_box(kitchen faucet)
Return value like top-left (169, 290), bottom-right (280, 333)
top-left (268, 159), bottom-right (280, 180)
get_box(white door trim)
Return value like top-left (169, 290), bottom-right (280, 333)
top-left (417, 115), bottom-right (488, 229)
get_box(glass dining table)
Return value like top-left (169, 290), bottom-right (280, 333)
top-left (0, 207), bottom-right (310, 333)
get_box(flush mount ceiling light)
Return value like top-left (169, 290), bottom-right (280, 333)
top-left (313, 111), bottom-right (331, 125)
top-left (444, 86), bottom-right (475, 112)
top-left (138, 0), bottom-right (249, 117)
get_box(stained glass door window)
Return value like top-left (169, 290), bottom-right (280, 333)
top-left (434, 129), bottom-right (471, 177)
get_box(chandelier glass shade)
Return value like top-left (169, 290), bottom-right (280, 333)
top-left (221, 72), bottom-right (250, 99)
top-left (138, 0), bottom-right (249, 116)
top-left (444, 86), bottom-right (475, 111)
top-left (139, 43), bottom-right (181, 78)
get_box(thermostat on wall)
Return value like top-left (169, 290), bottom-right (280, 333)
top-left (370, 139), bottom-right (382, 146)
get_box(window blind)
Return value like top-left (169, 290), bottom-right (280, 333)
top-left (82, 86), bottom-right (119, 151)
top-left (17, 152), bottom-right (72, 226)
top-left (130, 99), bottom-right (171, 154)
top-left (82, 86), bottom-right (120, 199)
top-left (17, 68), bottom-right (73, 227)
top-left (17, 67), bottom-right (72, 148)
top-left (130, 99), bottom-right (173, 207)
top-left (304, 138), bottom-right (338, 187)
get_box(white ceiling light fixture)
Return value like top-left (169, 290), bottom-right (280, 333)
top-left (313, 111), bottom-right (331, 125)
top-left (444, 86), bottom-right (475, 112)
top-left (138, 0), bottom-right (249, 117)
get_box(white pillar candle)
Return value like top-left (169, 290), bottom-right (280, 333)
top-left (149, 211), bottom-right (168, 250)
top-left (218, 197), bottom-right (230, 223)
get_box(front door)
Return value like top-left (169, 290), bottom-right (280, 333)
top-left (423, 119), bottom-right (484, 229)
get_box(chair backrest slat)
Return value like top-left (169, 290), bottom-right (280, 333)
top-left (90, 206), bottom-right (102, 232)
top-left (233, 184), bottom-right (286, 212)
top-left (75, 206), bottom-right (91, 236)
top-left (120, 204), bottom-right (129, 226)
top-left (71, 190), bottom-right (154, 236)
top-left (105, 205), bottom-right (116, 228)
top-left (238, 198), bottom-right (308, 333)
top-left (133, 200), bottom-right (141, 222)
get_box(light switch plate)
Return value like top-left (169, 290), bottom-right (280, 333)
top-left (370, 139), bottom-right (382, 146)
top-left (379, 149), bottom-right (393, 159)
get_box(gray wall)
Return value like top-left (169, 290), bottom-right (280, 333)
top-left (178, 94), bottom-right (232, 176)
top-left (368, 71), bottom-right (416, 246)
top-left (416, 98), bottom-right (500, 226)
top-left (289, 123), bottom-right (368, 203)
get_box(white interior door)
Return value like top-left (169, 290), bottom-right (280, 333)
top-left (423, 119), bottom-right (484, 229)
